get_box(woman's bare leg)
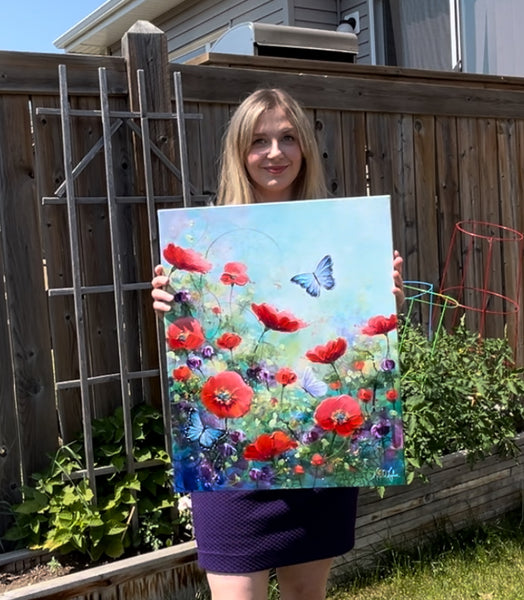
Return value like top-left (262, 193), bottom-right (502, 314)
top-left (276, 558), bottom-right (334, 600)
top-left (206, 570), bottom-right (270, 600)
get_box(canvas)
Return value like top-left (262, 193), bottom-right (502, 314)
top-left (158, 196), bottom-right (405, 492)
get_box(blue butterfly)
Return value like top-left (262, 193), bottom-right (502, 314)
top-left (290, 255), bottom-right (335, 297)
top-left (184, 410), bottom-right (226, 450)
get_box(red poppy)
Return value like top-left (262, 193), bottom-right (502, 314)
top-left (361, 314), bottom-right (398, 336)
top-left (212, 306), bottom-right (221, 315)
top-left (173, 365), bottom-right (192, 381)
top-left (314, 395), bottom-right (364, 437)
top-left (201, 371), bottom-right (253, 418)
top-left (385, 389), bottom-right (399, 402)
top-left (243, 431), bottom-right (298, 461)
top-left (294, 465), bottom-right (305, 475)
top-left (216, 332), bottom-right (242, 351)
top-left (166, 317), bottom-right (205, 351)
top-left (220, 262), bottom-right (249, 286)
top-left (357, 388), bottom-right (373, 403)
top-left (251, 303), bottom-right (307, 333)
top-left (305, 337), bottom-right (347, 364)
top-left (163, 243), bottom-right (212, 274)
top-left (311, 453), bottom-right (325, 467)
top-left (353, 360), bottom-right (365, 371)
top-left (329, 381), bottom-right (342, 390)
top-left (275, 368), bottom-right (297, 386)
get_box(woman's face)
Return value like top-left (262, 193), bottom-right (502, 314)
top-left (245, 106), bottom-right (303, 202)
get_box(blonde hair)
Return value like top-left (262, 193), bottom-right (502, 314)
top-left (216, 88), bottom-right (328, 205)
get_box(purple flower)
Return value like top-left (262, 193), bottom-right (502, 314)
top-left (199, 461), bottom-right (214, 481)
top-left (219, 443), bottom-right (236, 457)
top-left (258, 368), bottom-right (275, 387)
top-left (246, 365), bottom-right (261, 380)
top-left (202, 345), bottom-right (215, 359)
top-left (371, 418), bottom-right (391, 438)
top-left (249, 468), bottom-right (262, 481)
top-left (249, 466), bottom-right (274, 487)
top-left (301, 427), bottom-right (322, 445)
top-left (174, 289), bottom-right (192, 303)
top-left (260, 466), bottom-right (274, 482)
top-left (391, 421), bottom-right (404, 449)
top-left (229, 430), bottom-right (246, 444)
top-left (187, 355), bottom-right (202, 370)
top-left (380, 358), bottom-right (396, 371)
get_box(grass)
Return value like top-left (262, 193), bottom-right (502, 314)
top-left (326, 509), bottom-right (524, 600)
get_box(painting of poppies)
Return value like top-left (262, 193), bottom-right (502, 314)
top-left (158, 196), bottom-right (405, 492)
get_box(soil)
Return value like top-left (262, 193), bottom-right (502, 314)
top-left (0, 556), bottom-right (92, 593)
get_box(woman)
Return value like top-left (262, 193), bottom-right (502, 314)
top-left (152, 88), bottom-right (404, 600)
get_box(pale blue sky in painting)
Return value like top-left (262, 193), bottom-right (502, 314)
top-left (158, 196), bottom-right (396, 355)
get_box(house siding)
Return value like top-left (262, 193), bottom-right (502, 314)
top-left (155, 0), bottom-right (287, 61)
top-left (292, 0), bottom-right (338, 30)
top-left (106, 0), bottom-right (366, 63)
top-left (341, 0), bottom-right (371, 63)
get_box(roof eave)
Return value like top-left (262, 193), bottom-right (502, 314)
top-left (53, 0), bottom-right (183, 54)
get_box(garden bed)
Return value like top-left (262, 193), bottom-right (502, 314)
top-left (2, 433), bottom-right (522, 599)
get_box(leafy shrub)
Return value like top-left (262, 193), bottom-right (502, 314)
top-left (400, 317), bottom-right (524, 481)
top-left (4, 404), bottom-right (191, 561)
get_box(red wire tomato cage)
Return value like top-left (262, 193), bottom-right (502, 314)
top-left (438, 220), bottom-right (524, 350)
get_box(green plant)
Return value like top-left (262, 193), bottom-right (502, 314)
top-left (46, 556), bottom-right (63, 574)
top-left (4, 404), bottom-right (191, 561)
top-left (399, 317), bottom-right (524, 482)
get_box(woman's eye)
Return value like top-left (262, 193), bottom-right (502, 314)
top-left (282, 135), bottom-right (296, 143)
top-left (252, 138), bottom-right (267, 146)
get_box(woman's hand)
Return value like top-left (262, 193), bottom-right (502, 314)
top-left (393, 250), bottom-right (405, 309)
top-left (151, 264), bottom-right (173, 314)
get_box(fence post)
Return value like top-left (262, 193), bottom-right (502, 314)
top-left (122, 20), bottom-right (178, 198)
top-left (120, 21), bottom-right (174, 423)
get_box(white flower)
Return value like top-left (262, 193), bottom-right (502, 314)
top-left (177, 494), bottom-right (192, 512)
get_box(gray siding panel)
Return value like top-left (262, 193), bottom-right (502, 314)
top-left (293, 0), bottom-right (338, 29)
top-left (156, 0), bottom-right (287, 58)
top-left (340, 0), bottom-right (371, 63)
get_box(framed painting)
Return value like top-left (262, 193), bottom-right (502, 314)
top-left (158, 196), bottom-right (405, 492)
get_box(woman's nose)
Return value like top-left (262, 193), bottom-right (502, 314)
top-left (266, 139), bottom-right (282, 158)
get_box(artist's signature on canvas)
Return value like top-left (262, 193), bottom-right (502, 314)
top-left (374, 467), bottom-right (401, 481)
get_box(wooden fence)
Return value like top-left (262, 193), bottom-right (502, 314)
top-left (1, 23), bottom-right (524, 538)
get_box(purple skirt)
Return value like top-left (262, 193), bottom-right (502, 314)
top-left (191, 487), bottom-right (359, 573)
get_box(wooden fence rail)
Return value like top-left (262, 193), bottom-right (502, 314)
top-left (1, 25), bottom-right (524, 538)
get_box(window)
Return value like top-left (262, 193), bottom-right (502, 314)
top-left (460, 0), bottom-right (524, 76)
top-left (373, 0), bottom-right (452, 70)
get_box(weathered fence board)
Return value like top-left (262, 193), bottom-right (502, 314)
top-left (0, 96), bottom-right (57, 491)
top-left (0, 51), bottom-right (127, 96)
top-left (177, 59), bottom-right (524, 119)
top-left (340, 111), bottom-right (367, 197)
top-left (0, 222), bottom-right (20, 535)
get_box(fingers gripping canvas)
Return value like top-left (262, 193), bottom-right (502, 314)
top-left (158, 197), bottom-right (405, 492)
